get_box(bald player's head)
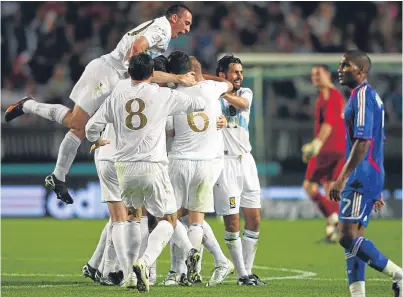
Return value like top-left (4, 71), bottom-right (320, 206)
top-left (338, 50), bottom-right (372, 88)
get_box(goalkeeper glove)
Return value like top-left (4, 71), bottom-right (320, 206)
top-left (301, 138), bottom-right (323, 163)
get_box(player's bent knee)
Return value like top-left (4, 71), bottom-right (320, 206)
top-left (69, 105), bottom-right (91, 130)
top-left (69, 128), bottom-right (86, 140)
top-left (304, 180), bottom-right (318, 198)
top-left (163, 213), bottom-right (178, 228)
top-left (108, 201), bottom-right (128, 222)
top-left (338, 233), bottom-right (354, 250)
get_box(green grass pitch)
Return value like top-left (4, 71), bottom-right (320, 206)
top-left (1, 218), bottom-right (401, 297)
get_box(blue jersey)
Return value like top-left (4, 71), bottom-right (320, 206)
top-left (342, 82), bottom-right (385, 200)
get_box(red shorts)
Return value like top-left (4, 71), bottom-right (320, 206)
top-left (305, 152), bottom-right (345, 184)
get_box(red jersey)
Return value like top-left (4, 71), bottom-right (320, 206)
top-left (314, 87), bottom-right (346, 154)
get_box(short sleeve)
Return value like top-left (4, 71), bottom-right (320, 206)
top-left (239, 88), bottom-right (253, 110)
top-left (353, 87), bottom-right (374, 139)
top-left (143, 23), bottom-right (169, 49)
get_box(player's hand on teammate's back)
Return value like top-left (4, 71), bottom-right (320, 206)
top-left (217, 115), bottom-right (227, 129)
top-left (329, 178), bottom-right (346, 202)
top-left (373, 194), bottom-right (385, 212)
top-left (90, 137), bottom-right (111, 153)
top-left (178, 72), bottom-right (197, 87)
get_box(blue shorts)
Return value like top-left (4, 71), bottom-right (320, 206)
top-left (339, 191), bottom-right (375, 228)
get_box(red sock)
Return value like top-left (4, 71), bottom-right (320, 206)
top-left (310, 192), bottom-right (337, 218)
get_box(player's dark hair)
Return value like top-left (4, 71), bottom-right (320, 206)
top-left (344, 50), bottom-right (372, 73)
top-left (167, 51), bottom-right (191, 75)
top-left (128, 53), bottom-right (154, 80)
top-left (314, 64), bottom-right (331, 73)
top-left (166, 4), bottom-right (192, 18)
top-left (216, 54), bottom-right (243, 76)
top-left (154, 55), bottom-right (169, 73)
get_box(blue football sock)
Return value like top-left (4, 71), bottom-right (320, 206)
top-left (345, 248), bottom-right (366, 286)
top-left (351, 236), bottom-right (388, 272)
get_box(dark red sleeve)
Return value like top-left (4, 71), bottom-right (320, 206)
top-left (324, 90), bottom-right (343, 127)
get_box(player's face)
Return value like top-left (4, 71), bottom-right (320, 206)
top-left (170, 10), bottom-right (192, 38)
top-left (225, 63), bottom-right (243, 90)
top-left (311, 67), bottom-right (321, 87)
top-left (338, 55), bottom-right (360, 88)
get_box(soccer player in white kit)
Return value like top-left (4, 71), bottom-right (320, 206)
top-left (5, 4), bottom-right (194, 205)
top-left (213, 55), bottom-right (266, 286)
top-left (164, 52), bottom-right (235, 286)
top-left (85, 53), bottom-right (204, 293)
top-left (82, 56), bottom-right (173, 287)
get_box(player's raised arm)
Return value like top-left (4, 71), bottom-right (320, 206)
top-left (203, 74), bottom-right (234, 94)
top-left (166, 89), bottom-right (205, 115)
top-left (152, 71), bottom-right (196, 87)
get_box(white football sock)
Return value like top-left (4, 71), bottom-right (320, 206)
top-left (112, 221), bottom-right (130, 279)
top-left (22, 100), bottom-right (69, 125)
top-left (142, 220), bottom-right (174, 268)
top-left (242, 229), bottom-right (259, 275)
top-left (383, 260), bottom-right (402, 280)
top-left (102, 236), bottom-right (117, 278)
top-left (225, 231), bottom-right (248, 278)
top-left (349, 281), bottom-right (366, 297)
top-left (196, 245), bottom-right (204, 273)
top-left (202, 220), bottom-right (228, 266)
top-left (171, 220), bottom-right (192, 254)
top-left (53, 131), bottom-right (82, 182)
top-left (98, 223), bottom-right (113, 274)
top-left (88, 220), bottom-right (110, 269)
top-left (169, 240), bottom-right (178, 272)
top-left (126, 220), bottom-right (141, 267)
top-left (139, 216), bottom-right (149, 258)
top-left (188, 224), bottom-right (203, 250)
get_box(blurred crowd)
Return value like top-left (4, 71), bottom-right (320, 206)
top-left (1, 1), bottom-right (402, 125)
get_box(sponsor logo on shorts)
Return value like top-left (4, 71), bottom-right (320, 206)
top-left (229, 197), bottom-right (236, 209)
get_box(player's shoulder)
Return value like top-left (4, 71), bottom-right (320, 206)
top-left (238, 87), bottom-right (253, 97)
top-left (153, 16), bottom-right (171, 30)
top-left (356, 84), bottom-right (378, 101)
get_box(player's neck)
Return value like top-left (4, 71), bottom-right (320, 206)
top-left (131, 78), bottom-right (152, 85)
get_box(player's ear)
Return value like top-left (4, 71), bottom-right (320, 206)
top-left (218, 72), bottom-right (225, 79)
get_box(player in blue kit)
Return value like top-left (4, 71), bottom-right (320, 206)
top-left (329, 50), bottom-right (402, 297)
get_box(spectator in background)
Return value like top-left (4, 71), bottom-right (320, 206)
top-left (43, 64), bottom-right (72, 106)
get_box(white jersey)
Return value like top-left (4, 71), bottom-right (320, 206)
top-left (102, 16), bottom-right (171, 77)
top-left (167, 81), bottom-right (229, 161)
top-left (216, 97), bottom-right (225, 159)
top-left (85, 79), bottom-right (205, 164)
top-left (220, 87), bottom-right (253, 156)
top-left (94, 123), bottom-right (117, 162)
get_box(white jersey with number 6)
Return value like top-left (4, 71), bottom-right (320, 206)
top-left (86, 79), bottom-right (205, 164)
top-left (167, 80), bottom-right (229, 161)
top-left (102, 16), bottom-right (172, 78)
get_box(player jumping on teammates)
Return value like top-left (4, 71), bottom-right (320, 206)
top-left (5, 4), bottom-right (194, 205)
top-left (329, 50), bottom-right (402, 297)
top-left (301, 64), bottom-right (345, 243)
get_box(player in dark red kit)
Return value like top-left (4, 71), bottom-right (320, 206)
top-left (302, 65), bottom-right (345, 243)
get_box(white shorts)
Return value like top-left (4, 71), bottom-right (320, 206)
top-left (214, 153), bottom-right (261, 216)
top-left (168, 159), bottom-right (215, 213)
top-left (115, 161), bottom-right (177, 218)
top-left (212, 157), bottom-right (224, 184)
top-left (95, 159), bottom-right (121, 203)
top-left (70, 57), bottom-right (120, 116)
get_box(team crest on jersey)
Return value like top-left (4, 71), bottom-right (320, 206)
top-left (229, 197), bottom-right (236, 209)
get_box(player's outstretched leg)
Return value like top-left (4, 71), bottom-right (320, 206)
top-left (4, 96), bottom-right (70, 125)
top-left (339, 221), bottom-right (402, 297)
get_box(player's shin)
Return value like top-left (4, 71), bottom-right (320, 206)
top-left (88, 220), bottom-right (110, 270)
top-left (111, 221), bottom-right (130, 279)
top-left (346, 249), bottom-right (366, 297)
top-left (22, 100), bottom-right (70, 125)
top-left (224, 230), bottom-right (248, 278)
top-left (350, 236), bottom-right (402, 281)
top-left (126, 220), bottom-right (141, 266)
top-left (188, 211), bottom-right (204, 250)
top-left (202, 220), bottom-right (228, 266)
top-left (142, 220), bottom-right (174, 268)
top-left (242, 229), bottom-right (259, 275)
top-left (53, 130), bottom-right (83, 182)
top-left (139, 216), bottom-right (149, 257)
